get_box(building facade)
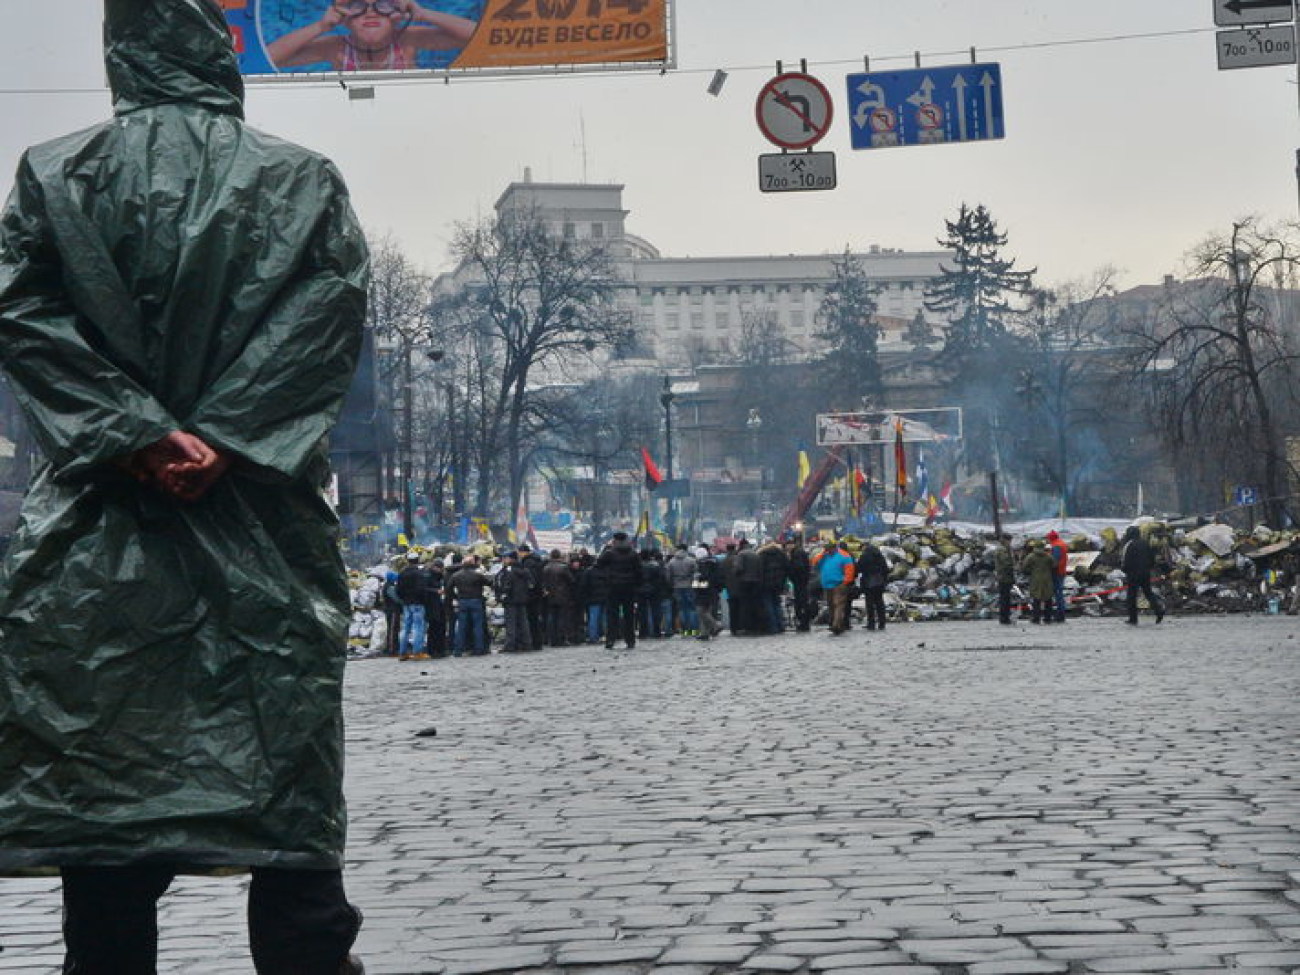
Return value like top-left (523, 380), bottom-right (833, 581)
top-left (492, 176), bottom-right (950, 369)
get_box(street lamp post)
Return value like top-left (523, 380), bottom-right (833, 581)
top-left (660, 376), bottom-right (676, 540)
top-left (746, 408), bottom-right (763, 539)
top-left (400, 340), bottom-right (415, 541)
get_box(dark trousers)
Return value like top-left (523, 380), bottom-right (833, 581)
top-left (503, 603), bottom-right (531, 651)
top-left (863, 585), bottom-right (886, 629)
top-left (997, 581), bottom-right (1013, 623)
top-left (61, 866), bottom-right (359, 975)
top-left (425, 607), bottom-right (446, 655)
top-left (605, 592), bottom-right (637, 647)
top-left (726, 593), bottom-right (743, 633)
top-left (1052, 575), bottom-right (1067, 622)
top-left (637, 596), bottom-right (666, 638)
top-left (546, 603), bottom-right (572, 645)
top-left (383, 606), bottom-right (402, 655)
top-left (694, 592), bottom-right (720, 637)
top-left (739, 582), bottom-right (764, 633)
top-left (1126, 576), bottom-right (1164, 621)
top-left (1031, 598), bottom-right (1052, 623)
top-left (526, 598), bottom-right (545, 650)
top-left (761, 588), bottom-right (785, 633)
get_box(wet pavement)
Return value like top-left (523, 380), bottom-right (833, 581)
top-left (2, 614), bottom-right (1299, 974)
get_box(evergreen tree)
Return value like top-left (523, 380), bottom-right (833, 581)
top-left (815, 247), bottom-right (883, 408)
top-left (923, 204), bottom-right (1036, 473)
top-left (903, 309), bottom-right (937, 350)
top-left (924, 203), bottom-right (1035, 360)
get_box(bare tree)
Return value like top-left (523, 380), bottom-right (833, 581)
top-left (1134, 218), bottom-right (1300, 525)
top-left (440, 208), bottom-right (634, 519)
top-left (534, 375), bottom-right (659, 537)
top-left (1011, 271), bottom-right (1143, 515)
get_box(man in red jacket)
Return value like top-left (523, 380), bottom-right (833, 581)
top-left (1045, 530), bottom-right (1069, 623)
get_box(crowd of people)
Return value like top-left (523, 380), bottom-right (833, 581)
top-left (348, 523), bottom-right (1173, 658)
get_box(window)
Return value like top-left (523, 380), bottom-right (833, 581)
top-left (592, 223), bottom-right (604, 239)
top-left (665, 313), bottom-right (680, 331)
top-left (563, 222), bottom-right (575, 239)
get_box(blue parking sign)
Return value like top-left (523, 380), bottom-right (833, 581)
top-left (846, 63), bottom-right (1005, 150)
top-left (1234, 485), bottom-right (1261, 506)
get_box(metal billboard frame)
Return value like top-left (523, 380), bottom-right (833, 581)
top-left (816, 407), bottom-right (964, 446)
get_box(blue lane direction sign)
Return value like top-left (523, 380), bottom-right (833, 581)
top-left (846, 63), bottom-right (1005, 151)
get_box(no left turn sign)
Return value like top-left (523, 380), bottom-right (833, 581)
top-left (755, 72), bottom-right (834, 150)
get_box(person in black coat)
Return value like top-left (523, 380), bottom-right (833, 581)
top-left (577, 557), bottom-right (610, 644)
top-left (733, 540), bottom-right (764, 635)
top-left (518, 544), bottom-right (547, 651)
top-left (693, 546), bottom-right (723, 640)
top-left (596, 532), bottom-right (642, 649)
top-left (422, 558), bottom-right (447, 657)
top-left (637, 549), bottom-right (669, 638)
top-left (494, 551), bottom-right (536, 652)
top-left (720, 543), bottom-right (743, 634)
top-left (395, 558), bottom-right (428, 659)
top-left (856, 541), bottom-right (889, 631)
top-left (1120, 525), bottom-right (1165, 625)
top-left (756, 541), bottom-right (790, 634)
top-left (541, 549), bottom-right (576, 646)
top-left (785, 538), bottom-right (813, 632)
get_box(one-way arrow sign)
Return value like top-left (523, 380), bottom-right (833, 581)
top-left (1215, 0), bottom-right (1295, 27)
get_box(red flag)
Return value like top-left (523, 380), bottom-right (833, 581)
top-left (853, 468), bottom-right (868, 514)
top-left (641, 447), bottom-right (664, 491)
top-left (893, 420), bottom-right (907, 497)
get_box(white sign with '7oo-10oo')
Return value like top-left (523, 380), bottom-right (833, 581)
top-left (757, 152), bottom-right (837, 194)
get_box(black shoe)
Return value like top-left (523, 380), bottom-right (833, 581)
top-left (340, 954), bottom-right (365, 975)
top-left (605, 643), bottom-right (615, 649)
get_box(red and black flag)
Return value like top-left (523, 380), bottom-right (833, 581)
top-left (641, 446), bottom-right (664, 492)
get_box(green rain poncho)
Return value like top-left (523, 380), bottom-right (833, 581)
top-left (0, 0), bottom-right (368, 873)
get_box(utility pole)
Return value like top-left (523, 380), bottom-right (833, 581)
top-left (660, 376), bottom-right (676, 540)
top-left (400, 340), bottom-right (414, 541)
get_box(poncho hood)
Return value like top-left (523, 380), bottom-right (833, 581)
top-left (104, 0), bottom-right (244, 118)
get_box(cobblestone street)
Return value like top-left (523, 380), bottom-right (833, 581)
top-left (3, 615), bottom-right (1299, 974)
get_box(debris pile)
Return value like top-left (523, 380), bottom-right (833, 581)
top-left (838, 521), bottom-right (1299, 622)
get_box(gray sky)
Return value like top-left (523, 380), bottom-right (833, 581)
top-left (2, 1), bottom-right (1296, 289)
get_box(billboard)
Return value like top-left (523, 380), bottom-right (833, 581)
top-left (816, 408), bottom-right (964, 447)
top-left (219, 0), bottom-right (673, 79)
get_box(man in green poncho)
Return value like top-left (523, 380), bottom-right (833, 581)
top-left (0, 1), bottom-right (369, 972)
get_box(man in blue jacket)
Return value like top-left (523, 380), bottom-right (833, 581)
top-left (817, 541), bottom-right (857, 636)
